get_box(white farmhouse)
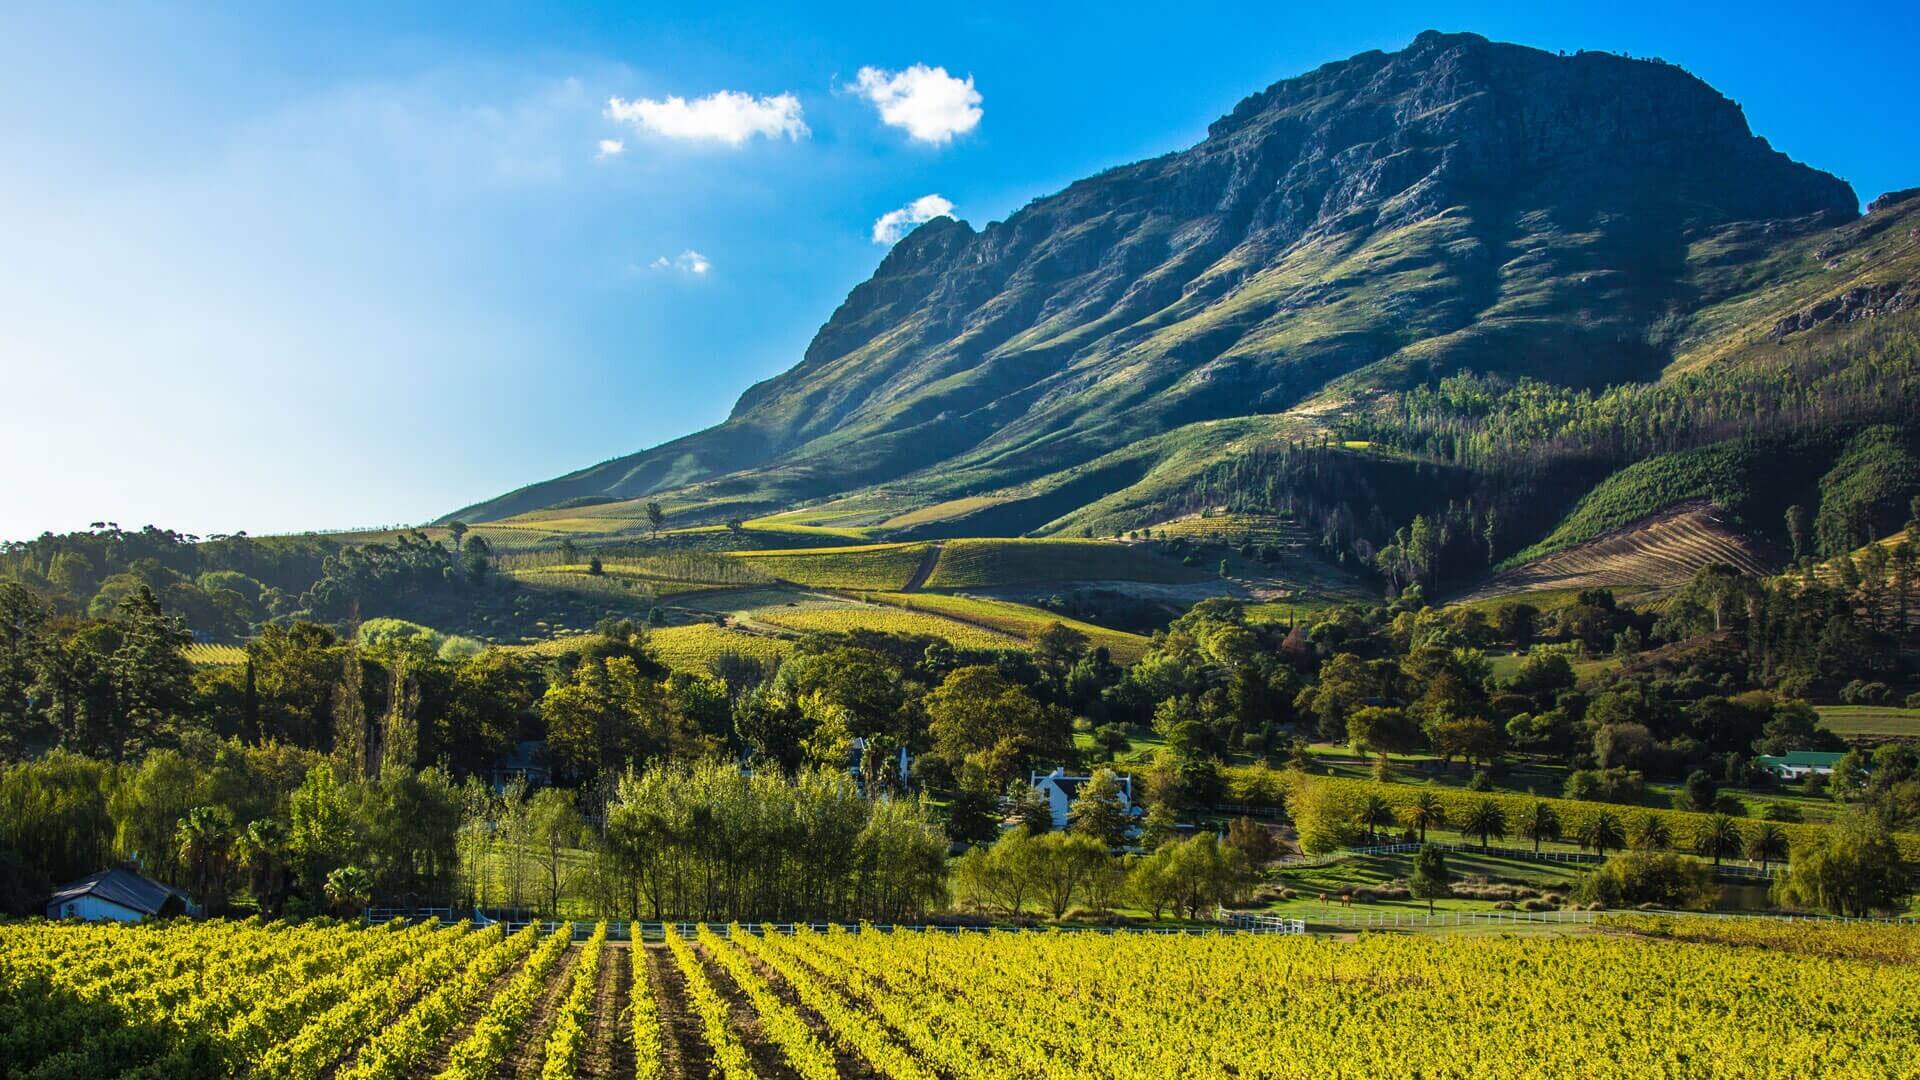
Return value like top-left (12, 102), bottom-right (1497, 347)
top-left (45, 868), bottom-right (198, 922)
top-left (1030, 766), bottom-right (1141, 832)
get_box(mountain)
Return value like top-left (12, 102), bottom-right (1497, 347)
top-left (449, 31), bottom-right (1915, 570)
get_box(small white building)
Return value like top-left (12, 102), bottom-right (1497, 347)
top-left (45, 868), bottom-right (198, 922)
top-left (1030, 767), bottom-right (1141, 832)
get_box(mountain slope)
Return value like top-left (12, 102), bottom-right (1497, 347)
top-left (453, 30), bottom-right (1884, 543)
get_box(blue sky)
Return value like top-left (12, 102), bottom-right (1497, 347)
top-left (2, 1), bottom-right (1914, 539)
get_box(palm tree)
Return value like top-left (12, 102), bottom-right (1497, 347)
top-left (236, 817), bottom-right (290, 917)
top-left (1356, 795), bottom-right (1396, 845)
top-left (1629, 813), bottom-right (1672, 852)
top-left (1404, 792), bottom-right (1446, 844)
top-left (1746, 822), bottom-right (1789, 874)
top-left (176, 805), bottom-right (235, 913)
top-left (1696, 814), bottom-right (1743, 867)
top-left (324, 865), bottom-right (374, 917)
top-left (1580, 811), bottom-right (1626, 857)
top-left (1462, 799), bottom-right (1507, 851)
top-left (1519, 801), bottom-right (1560, 854)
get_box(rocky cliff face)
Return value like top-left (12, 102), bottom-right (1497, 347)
top-left (453, 31), bottom-right (1856, 524)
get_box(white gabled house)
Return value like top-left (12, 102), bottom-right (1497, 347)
top-left (45, 868), bottom-right (198, 922)
top-left (1030, 767), bottom-right (1143, 832)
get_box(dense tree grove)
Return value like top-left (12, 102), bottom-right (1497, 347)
top-left (3, 496), bottom-right (1917, 918)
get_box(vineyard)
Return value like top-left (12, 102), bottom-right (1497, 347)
top-left (7, 917), bottom-right (1920, 1079)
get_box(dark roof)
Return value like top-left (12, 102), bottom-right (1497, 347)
top-left (47, 868), bottom-right (193, 916)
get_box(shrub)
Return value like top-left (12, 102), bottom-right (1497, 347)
top-left (1840, 680), bottom-right (1892, 705)
top-left (1574, 852), bottom-right (1717, 910)
top-left (1564, 767), bottom-right (1645, 804)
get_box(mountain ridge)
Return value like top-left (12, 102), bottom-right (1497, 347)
top-left (448, 30), bottom-right (1864, 531)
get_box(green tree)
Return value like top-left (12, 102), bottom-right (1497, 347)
top-left (526, 787), bottom-right (585, 916)
top-left (1067, 768), bottom-right (1135, 847)
top-left (645, 501), bottom-right (667, 540)
top-left (1629, 813), bottom-right (1673, 852)
top-left (1694, 813), bottom-right (1743, 867)
top-left (1773, 816), bottom-right (1909, 916)
top-left (1404, 791), bottom-right (1446, 844)
top-left (1461, 799), bottom-right (1506, 851)
top-left (1519, 800), bottom-right (1560, 854)
top-left (1784, 504), bottom-right (1809, 562)
top-left (1745, 821), bottom-right (1789, 874)
top-left (1579, 811), bottom-right (1627, 857)
top-left (323, 864), bottom-right (374, 916)
top-left (1356, 794), bottom-right (1396, 845)
top-left (176, 804), bottom-right (235, 912)
top-left (1034, 831), bottom-right (1109, 918)
top-left (1408, 845), bottom-right (1454, 913)
top-left (236, 816), bottom-right (291, 916)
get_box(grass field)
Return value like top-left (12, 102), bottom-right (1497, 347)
top-left (724, 542), bottom-right (932, 589)
top-left (864, 591), bottom-right (1150, 663)
top-left (923, 538), bottom-right (1207, 589)
top-left (754, 605), bottom-right (1020, 651)
top-left (1818, 704), bottom-right (1920, 739)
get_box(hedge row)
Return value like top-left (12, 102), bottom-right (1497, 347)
top-left (1220, 765), bottom-right (1920, 862)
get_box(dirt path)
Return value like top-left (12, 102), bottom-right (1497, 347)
top-left (643, 945), bottom-right (709, 1080)
top-left (504, 944), bottom-right (581, 1080)
top-left (695, 943), bottom-right (798, 1080)
top-left (421, 949), bottom-right (536, 1076)
top-left (902, 542), bottom-right (943, 592)
top-left (585, 943), bottom-right (632, 1080)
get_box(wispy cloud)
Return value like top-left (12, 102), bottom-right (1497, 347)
top-left (872, 194), bottom-right (954, 244)
top-left (650, 249), bottom-right (712, 274)
top-left (596, 137), bottom-right (624, 159)
top-left (852, 65), bottom-right (981, 144)
top-left (605, 90), bottom-right (807, 146)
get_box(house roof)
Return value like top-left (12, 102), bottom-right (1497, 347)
top-left (1755, 751), bottom-right (1845, 767)
top-left (491, 740), bottom-right (549, 774)
top-left (47, 868), bottom-right (193, 916)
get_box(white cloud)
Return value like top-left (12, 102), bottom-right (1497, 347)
top-left (872, 194), bottom-right (955, 244)
top-left (596, 138), bottom-right (624, 159)
top-left (852, 65), bottom-right (981, 144)
top-left (604, 90), bottom-right (807, 146)
top-left (650, 249), bottom-right (711, 275)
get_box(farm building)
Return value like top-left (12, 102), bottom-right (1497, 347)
top-left (1030, 767), bottom-right (1142, 832)
top-left (1752, 751), bottom-right (1845, 780)
top-left (487, 740), bottom-right (552, 792)
top-left (45, 868), bottom-right (198, 922)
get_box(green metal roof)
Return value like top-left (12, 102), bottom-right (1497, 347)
top-left (1753, 751), bottom-right (1844, 767)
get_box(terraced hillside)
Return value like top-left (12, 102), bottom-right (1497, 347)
top-left (1460, 502), bottom-right (1776, 602)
